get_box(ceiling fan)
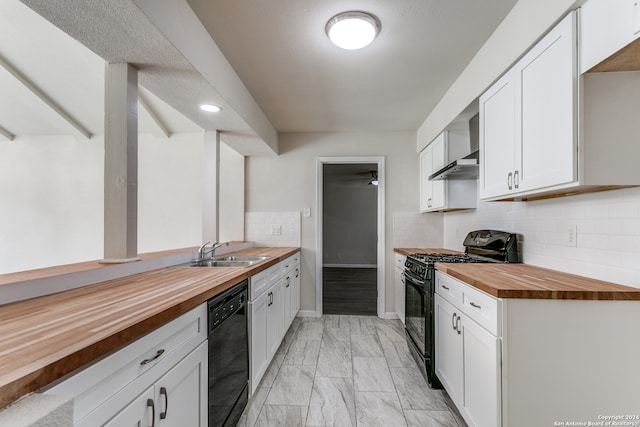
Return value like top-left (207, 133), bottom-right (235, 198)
top-left (349, 170), bottom-right (379, 186)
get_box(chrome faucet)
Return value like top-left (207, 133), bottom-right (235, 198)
top-left (196, 241), bottom-right (230, 261)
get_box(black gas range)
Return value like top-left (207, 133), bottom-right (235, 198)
top-left (404, 230), bottom-right (519, 388)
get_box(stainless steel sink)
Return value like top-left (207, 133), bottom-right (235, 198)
top-left (175, 255), bottom-right (272, 268)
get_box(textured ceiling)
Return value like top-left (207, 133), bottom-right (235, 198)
top-left (186, 0), bottom-right (518, 132)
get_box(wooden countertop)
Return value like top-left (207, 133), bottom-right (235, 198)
top-left (436, 263), bottom-right (640, 300)
top-left (0, 247), bottom-right (299, 409)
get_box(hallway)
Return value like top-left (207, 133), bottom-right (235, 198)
top-left (237, 315), bottom-right (466, 427)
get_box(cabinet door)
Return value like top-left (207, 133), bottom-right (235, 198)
top-left (395, 267), bottom-right (405, 325)
top-left (430, 134), bottom-right (446, 210)
top-left (267, 279), bottom-right (285, 359)
top-left (283, 274), bottom-right (293, 327)
top-left (581, 0), bottom-right (640, 73)
top-left (479, 68), bottom-right (517, 200)
top-left (434, 295), bottom-right (462, 404)
top-left (250, 290), bottom-right (270, 393)
top-left (292, 266), bottom-right (300, 318)
top-left (104, 387), bottom-right (155, 427)
top-left (517, 12), bottom-right (576, 193)
top-left (419, 147), bottom-right (432, 212)
top-left (155, 341), bottom-right (207, 426)
top-left (460, 313), bottom-right (501, 427)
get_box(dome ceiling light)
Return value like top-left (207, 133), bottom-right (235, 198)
top-left (325, 11), bottom-right (381, 50)
top-left (199, 104), bottom-right (222, 113)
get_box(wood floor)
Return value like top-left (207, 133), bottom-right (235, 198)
top-left (322, 267), bottom-right (377, 316)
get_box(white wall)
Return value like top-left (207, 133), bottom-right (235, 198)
top-left (0, 135), bottom-right (103, 273)
top-left (219, 141), bottom-right (245, 242)
top-left (245, 131), bottom-right (436, 314)
top-left (417, 0), bottom-right (581, 151)
top-left (0, 132), bottom-right (205, 274)
top-left (137, 133), bottom-right (203, 253)
top-left (443, 187), bottom-right (640, 289)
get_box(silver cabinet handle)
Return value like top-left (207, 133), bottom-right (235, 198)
top-left (441, 285), bottom-right (450, 290)
top-left (456, 315), bottom-right (461, 335)
top-left (147, 399), bottom-right (155, 427)
top-left (159, 387), bottom-right (168, 420)
top-left (140, 349), bottom-right (165, 365)
top-left (452, 312), bottom-right (457, 331)
top-left (507, 172), bottom-right (513, 190)
top-left (470, 302), bottom-right (481, 309)
top-left (514, 170), bottom-right (520, 189)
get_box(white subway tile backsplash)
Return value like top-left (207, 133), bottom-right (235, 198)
top-left (245, 211), bottom-right (301, 247)
top-left (443, 187), bottom-right (640, 288)
top-left (393, 212), bottom-right (443, 248)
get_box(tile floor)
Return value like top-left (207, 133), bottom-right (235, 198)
top-left (237, 315), bottom-right (468, 427)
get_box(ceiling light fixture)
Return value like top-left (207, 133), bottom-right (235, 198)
top-left (200, 104), bottom-right (222, 113)
top-left (325, 11), bottom-right (381, 50)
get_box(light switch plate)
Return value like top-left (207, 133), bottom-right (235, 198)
top-left (303, 207), bottom-right (311, 217)
top-left (566, 225), bottom-right (577, 247)
top-left (271, 224), bottom-right (282, 236)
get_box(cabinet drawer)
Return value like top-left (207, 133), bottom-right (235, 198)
top-left (462, 285), bottom-right (500, 336)
top-left (45, 303), bottom-right (207, 424)
top-left (282, 253), bottom-right (299, 276)
top-left (267, 262), bottom-right (284, 287)
top-left (251, 269), bottom-right (269, 301)
top-left (436, 271), bottom-right (500, 336)
top-left (435, 272), bottom-right (463, 307)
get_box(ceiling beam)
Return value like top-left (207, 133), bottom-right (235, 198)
top-left (138, 92), bottom-right (170, 138)
top-left (0, 54), bottom-right (92, 140)
top-left (0, 125), bottom-right (15, 142)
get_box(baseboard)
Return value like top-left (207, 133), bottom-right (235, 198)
top-left (323, 264), bottom-right (377, 268)
top-left (381, 312), bottom-right (399, 320)
top-left (296, 310), bottom-right (320, 318)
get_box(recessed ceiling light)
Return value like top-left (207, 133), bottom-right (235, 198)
top-left (326, 11), bottom-right (381, 50)
top-left (200, 104), bottom-right (222, 113)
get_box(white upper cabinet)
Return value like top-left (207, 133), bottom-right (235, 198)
top-left (480, 12), bottom-right (577, 201)
top-left (419, 131), bottom-right (477, 212)
top-left (581, 0), bottom-right (640, 73)
top-left (481, 8), bottom-right (640, 201)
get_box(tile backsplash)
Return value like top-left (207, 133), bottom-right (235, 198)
top-left (393, 212), bottom-right (444, 248)
top-left (443, 187), bottom-right (640, 288)
top-left (245, 211), bottom-right (301, 247)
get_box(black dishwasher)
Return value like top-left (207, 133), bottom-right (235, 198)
top-left (207, 279), bottom-right (249, 427)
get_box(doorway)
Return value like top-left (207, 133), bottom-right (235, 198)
top-left (315, 157), bottom-right (385, 317)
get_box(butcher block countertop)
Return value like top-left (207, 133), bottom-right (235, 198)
top-left (394, 248), bottom-right (640, 300)
top-left (0, 247), bottom-right (299, 409)
top-left (436, 263), bottom-right (640, 300)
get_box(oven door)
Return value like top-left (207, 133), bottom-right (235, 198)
top-left (404, 271), bottom-right (426, 356)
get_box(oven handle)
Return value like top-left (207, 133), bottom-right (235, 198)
top-left (404, 276), bottom-right (425, 293)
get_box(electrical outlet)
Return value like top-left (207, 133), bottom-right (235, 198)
top-left (303, 207), bottom-right (311, 218)
top-left (566, 225), bottom-right (577, 247)
top-left (271, 224), bottom-right (282, 236)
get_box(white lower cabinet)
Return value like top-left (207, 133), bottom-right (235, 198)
top-left (436, 270), bottom-right (640, 427)
top-left (394, 253), bottom-right (406, 325)
top-left (249, 252), bottom-right (300, 394)
top-left (105, 342), bottom-right (207, 427)
top-left (435, 274), bottom-right (500, 427)
top-left (44, 304), bottom-right (208, 427)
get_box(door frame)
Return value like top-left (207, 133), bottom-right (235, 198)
top-left (315, 156), bottom-right (386, 318)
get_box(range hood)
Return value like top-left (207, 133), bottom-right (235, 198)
top-left (429, 113), bottom-right (480, 181)
top-left (429, 150), bottom-right (479, 180)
